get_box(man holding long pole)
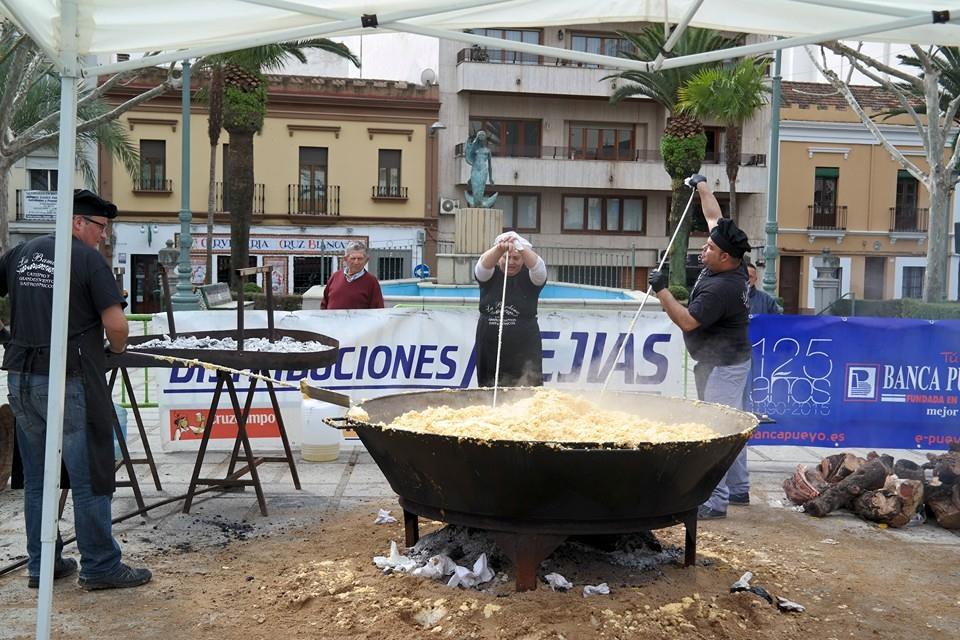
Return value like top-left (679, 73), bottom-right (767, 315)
top-left (648, 175), bottom-right (752, 520)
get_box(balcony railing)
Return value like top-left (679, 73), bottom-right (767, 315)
top-left (371, 185), bottom-right (408, 200)
top-left (453, 143), bottom-right (765, 166)
top-left (456, 47), bottom-right (632, 70)
top-left (807, 204), bottom-right (848, 230)
top-left (889, 207), bottom-right (929, 233)
top-left (288, 184), bottom-right (340, 216)
top-left (214, 182), bottom-right (266, 214)
top-left (134, 177), bottom-right (172, 192)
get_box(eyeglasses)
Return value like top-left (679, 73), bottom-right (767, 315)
top-left (81, 216), bottom-right (107, 231)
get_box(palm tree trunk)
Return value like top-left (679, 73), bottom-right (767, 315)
top-left (227, 130), bottom-right (254, 292)
top-left (725, 125), bottom-right (741, 219)
top-left (668, 180), bottom-right (694, 289)
top-left (206, 144), bottom-right (217, 284)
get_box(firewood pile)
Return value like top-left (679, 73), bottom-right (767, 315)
top-left (783, 443), bottom-right (960, 530)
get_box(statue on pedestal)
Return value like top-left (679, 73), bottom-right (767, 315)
top-left (464, 131), bottom-right (498, 208)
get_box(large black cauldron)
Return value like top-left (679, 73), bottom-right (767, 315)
top-left (328, 388), bottom-right (757, 589)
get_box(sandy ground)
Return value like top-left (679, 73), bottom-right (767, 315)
top-left (2, 496), bottom-right (958, 640)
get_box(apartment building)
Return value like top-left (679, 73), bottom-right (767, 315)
top-left (93, 69), bottom-right (439, 314)
top-left (435, 24), bottom-right (770, 289)
top-left (777, 81), bottom-right (960, 312)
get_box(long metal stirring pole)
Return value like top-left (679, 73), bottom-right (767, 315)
top-left (491, 245), bottom-right (513, 408)
top-left (599, 187), bottom-right (698, 396)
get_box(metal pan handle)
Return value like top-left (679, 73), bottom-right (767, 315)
top-left (323, 416), bottom-right (361, 430)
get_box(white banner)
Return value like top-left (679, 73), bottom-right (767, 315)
top-left (154, 309), bottom-right (689, 451)
top-left (22, 190), bottom-right (58, 220)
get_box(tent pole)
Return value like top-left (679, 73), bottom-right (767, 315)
top-left (652, 0), bottom-right (705, 70)
top-left (36, 1), bottom-right (79, 636)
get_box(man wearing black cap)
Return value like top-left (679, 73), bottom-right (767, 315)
top-left (648, 175), bottom-right (752, 520)
top-left (0, 189), bottom-right (152, 590)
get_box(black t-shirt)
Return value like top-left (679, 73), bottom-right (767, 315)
top-left (683, 262), bottom-right (750, 366)
top-left (0, 235), bottom-right (125, 371)
top-left (477, 265), bottom-right (544, 328)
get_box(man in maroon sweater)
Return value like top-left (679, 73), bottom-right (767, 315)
top-left (320, 241), bottom-right (385, 309)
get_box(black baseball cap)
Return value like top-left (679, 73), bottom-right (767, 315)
top-left (73, 189), bottom-right (118, 218)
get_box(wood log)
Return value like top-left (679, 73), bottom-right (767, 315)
top-left (927, 484), bottom-right (960, 530)
top-left (852, 476), bottom-right (924, 528)
top-left (925, 450), bottom-right (960, 485)
top-left (783, 464), bottom-right (827, 505)
top-left (803, 458), bottom-right (892, 517)
top-left (893, 459), bottom-right (925, 482)
top-left (819, 452), bottom-right (866, 483)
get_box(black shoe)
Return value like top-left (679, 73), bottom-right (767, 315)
top-left (697, 505), bottom-right (727, 520)
top-left (78, 563), bottom-right (152, 591)
top-left (27, 557), bottom-right (78, 589)
top-left (729, 493), bottom-right (751, 506)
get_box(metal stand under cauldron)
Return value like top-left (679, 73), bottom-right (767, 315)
top-left (107, 265), bottom-right (339, 516)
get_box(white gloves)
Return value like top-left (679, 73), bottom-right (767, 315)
top-left (495, 231), bottom-right (533, 252)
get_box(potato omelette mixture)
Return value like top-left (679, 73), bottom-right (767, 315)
top-left (381, 388), bottom-right (719, 446)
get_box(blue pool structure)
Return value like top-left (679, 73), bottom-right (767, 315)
top-left (381, 281), bottom-right (635, 300)
top-left (374, 279), bottom-right (655, 310)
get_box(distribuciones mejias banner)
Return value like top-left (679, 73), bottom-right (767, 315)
top-left (747, 316), bottom-right (960, 450)
top-left (155, 309), bottom-right (686, 451)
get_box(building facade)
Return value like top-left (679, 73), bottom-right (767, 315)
top-left (777, 81), bottom-right (960, 312)
top-left (95, 69), bottom-right (439, 314)
top-left (435, 24), bottom-right (770, 289)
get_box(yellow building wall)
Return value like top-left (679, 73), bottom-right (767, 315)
top-left (110, 112), bottom-right (428, 221)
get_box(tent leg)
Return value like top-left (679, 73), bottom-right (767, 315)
top-left (36, 2), bottom-right (80, 638)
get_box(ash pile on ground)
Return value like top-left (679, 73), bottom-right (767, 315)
top-left (408, 525), bottom-right (681, 582)
top-left (136, 335), bottom-right (332, 352)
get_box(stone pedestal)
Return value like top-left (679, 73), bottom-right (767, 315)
top-left (437, 207), bottom-right (502, 284)
top-left (455, 207), bottom-right (503, 254)
top-left (812, 249), bottom-right (841, 313)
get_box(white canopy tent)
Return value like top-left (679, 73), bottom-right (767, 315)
top-left (3, 1), bottom-right (960, 637)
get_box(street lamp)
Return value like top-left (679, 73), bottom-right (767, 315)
top-left (171, 58), bottom-right (200, 309)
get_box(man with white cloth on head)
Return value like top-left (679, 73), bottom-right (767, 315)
top-left (473, 231), bottom-right (547, 387)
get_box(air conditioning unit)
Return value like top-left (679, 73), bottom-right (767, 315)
top-left (439, 197), bottom-right (460, 215)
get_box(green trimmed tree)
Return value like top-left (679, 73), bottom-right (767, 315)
top-left (609, 26), bottom-right (738, 287)
top-left (677, 56), bottom-right (771, 219)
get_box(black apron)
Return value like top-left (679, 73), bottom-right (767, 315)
top-left (12, 328), bottom-right (117, 495)
top-left (76, 328), bottom-right (118, 495)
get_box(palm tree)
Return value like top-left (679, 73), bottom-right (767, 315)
top-left (609, 26), bottom-right (738, 288)
top-left (677, 56), bottom-right (771, 219)
top-left (199, 41), bottom-right (359, 290)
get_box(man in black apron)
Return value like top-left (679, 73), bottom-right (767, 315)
top-left (0, 190), bottom-right (152, 590)
top-left (648, 175), bottom-right (752, 520)
top-left (474, 231), bottom-right (547, 387)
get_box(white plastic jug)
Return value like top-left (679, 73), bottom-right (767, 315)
top-left (300, 398), bottom-right (344, 462)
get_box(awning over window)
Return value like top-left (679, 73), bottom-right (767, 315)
top-left (815, 167), bottom-right (839, 179)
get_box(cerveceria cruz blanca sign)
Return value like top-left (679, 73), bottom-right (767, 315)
top-left (152, 310), bottom-right (959, 452)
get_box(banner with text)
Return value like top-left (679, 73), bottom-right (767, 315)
top-left (156, 309), bottom-right (685, 451)
top-left (747, 316), bottom-right (960, 450)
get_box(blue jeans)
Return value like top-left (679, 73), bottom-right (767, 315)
top-left (696, 360), bottom-right (751, 513)
top-left (9, 372), bottom-right (122, 579)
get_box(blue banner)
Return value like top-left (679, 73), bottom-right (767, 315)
top-left (747, 316), bottom-right (960, 450)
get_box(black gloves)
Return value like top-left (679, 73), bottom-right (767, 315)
top-left (648, 270), bottom-right (669, 293)
top-left (684, 174), bottom-right (707, 189)
top-left (0, 326), bottom-right (10, 346)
